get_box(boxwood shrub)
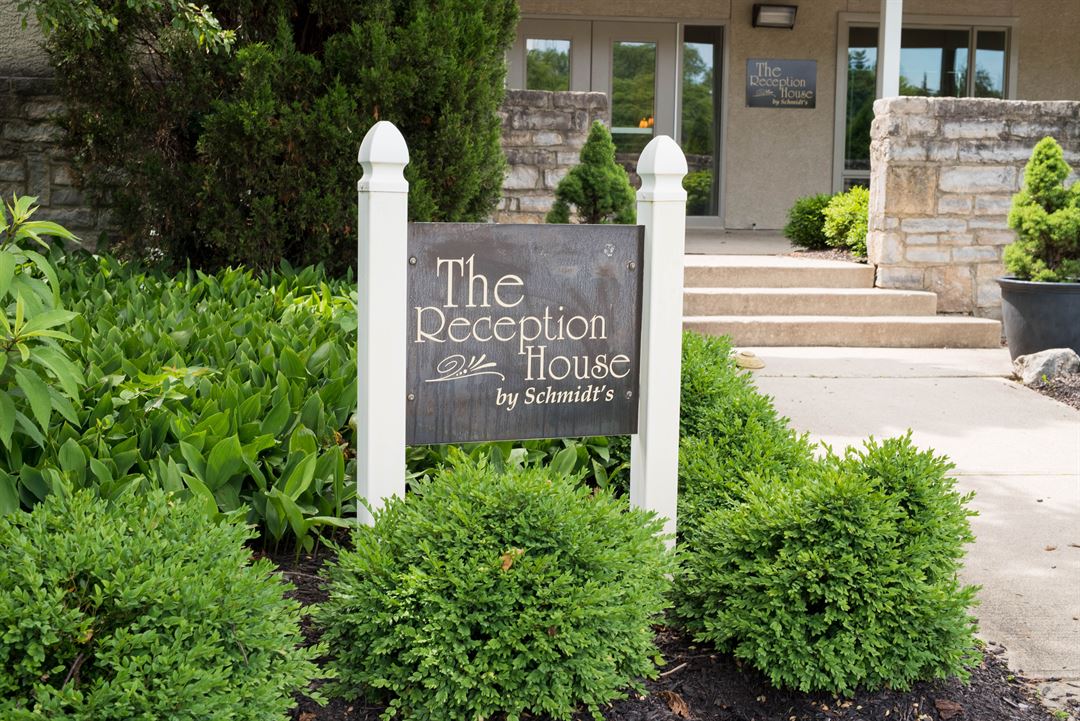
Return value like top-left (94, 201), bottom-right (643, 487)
top-left (823, 186), bottom-right (870, 256)
top-left (316, 457), bottom-right (672, 721)
top-left (0, 490), bottom-right (322, 720)
top-left (783, 193), bottom-right (833, 250)
top-left (673, 435), bottom-right (979, 695)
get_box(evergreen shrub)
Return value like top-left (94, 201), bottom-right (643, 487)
top-left (677, 332), bottom-right (814, 536)
top-left (21, 0), bottom-right (518, 273)
top-left (0, 490), bottom-right (322, 720)
top-left (1005, 136), bottom-right (1080, 281)
top-left (783, 193), bottom-right (833, 250)
top-left (316, 458), bottom-right (672, 721)
top-left (683, 170), bottom-right (713, 216)
top-left (823, 186), bottom-right (870, 256)
top-left (673, 435), bottom-right (979, 695)
top-left (546, 122), bottom-right (636, 225)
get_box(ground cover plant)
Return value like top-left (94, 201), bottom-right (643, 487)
top-left (19, 0), bottom-right (518, 272)
top-left (1005, 136), bottom-right (1080, 282)
top-left (316, 458), bottom-right (672, 721)
top-left (0, 490), bottom-right (322, 720)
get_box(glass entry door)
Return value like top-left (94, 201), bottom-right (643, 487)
top-left (591, 23), bottom-right (678, 161)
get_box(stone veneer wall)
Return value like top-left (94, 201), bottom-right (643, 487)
top-left (868, 97), bottom-right (1080, 318)
top-left (0, 76), bottom-right (111, 243)
top-left (496, 89), bottom-right (608, 223)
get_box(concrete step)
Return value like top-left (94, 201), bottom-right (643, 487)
top-left (685, 255), bottom-right (875, 289)
top-left (684, 315), bottom-right (1003, 348)
top-left (684, 287), bottom-right (937, 317)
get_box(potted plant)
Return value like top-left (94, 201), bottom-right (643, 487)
top-left (997, 136), bottom-right (1080, 360)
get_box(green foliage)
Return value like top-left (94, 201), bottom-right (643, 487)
top-left (546, 122), bottom-right (636, 225)
top-left (0, 489), bottom-right (322, 720)
top-left (783, 193), bottom-right (833, 250)
top-left (1005, 136), bottom-right (1080, 282)
top-left (526, 46), bottom-right (569, 91)
top-left (823, 186), bottom-right (869, 256)
top-left (683, 170), bottom-right (713, 216)
top-left (673, 435), bottom-right (979, 695)
top-left (317, 458), bottom-right (672, 721)
top-left (0, 198), bottom-right (83, 506)
top-left (23, 0), bottom-right (518, 272)
top-left (1, 255), bottom-right (356, 552)
top-left (677, 332), bottom-right (814, 537)
top-left (408, 435), bottom-right (630, 495)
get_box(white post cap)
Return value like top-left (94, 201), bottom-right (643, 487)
top-left (358, 121), bottom-right (410, 193)
top-left (637, 135), bottom-right (688, 203)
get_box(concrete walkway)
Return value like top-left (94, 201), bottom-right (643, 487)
top-left (744, 347), bottom-right (1080, 710)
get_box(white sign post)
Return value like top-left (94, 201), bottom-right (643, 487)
top-left (630, 136), bottom-right (688, 543)
top-left (356, 121), bottom-right (409, 526)
top-left (356, 122), bottom-right (687, 543)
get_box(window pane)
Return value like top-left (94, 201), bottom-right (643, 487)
top-left (682, 26), bottom-right (721, 216)
top-left (526, 39), bottom-right (570, 91)
top-left (900, 28), bottom-right (970, 97)
top-left (975, 31), bottom-right (1006, 98)
top-left (845, 26), bottom-right (877, 172)
top-left (611, 41), bottom-right (656, 154)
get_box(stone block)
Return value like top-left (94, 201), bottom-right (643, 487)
top-left (518, 194), bottom-right (554, 213)
top-left (974, 195), bottom-right (1013, 215)
top-left (504, 89), bottom-right (553, 109)
top-left (952, 245), bottom-right (1001, 263)
top-left (50, 186), bottom-right (84, 207)
top-left (900, 217), bottom-right (967, 233)
top-left (876, 265), bottom-right (925, 289)
top-left (556, 151), bottom-right (581, 165)
top-left (976, 277), bottom-right (1003, 308)
top-left (938, 165), bottom-right (1017, 193)
top-left (939, 233), bottom-right (975, 246)
top-left (942, 121), bottom-right (1007, 140)
top-left (906, 246), bottom-right (952, 264)
top-left (937, 195), bottom-right (973, 215)
top-left (882, 140), bottom-right (927, 162)
top-left (868, 231), bottom-right (904, 265)
top-left (44, 208), bottom-right (94, 228)
top-left (904, 115), bottom-right (939, 135)
top-left (543, 167), bottom-right (569, 189)
top-left (26, 155), bottom-right (48, 204)
top-left (0, 159), bottom-right (23, 182)
top-left (1, 121), bottom-right (63, 143)
top-left (967, 218), bottom-right (1009, 232)
top-left (504, 165), bottom-right (539, 190)
top-left (957, 141), bottom-right (1038, 163)
top-left (9, 77), bottom-right (56, 95)
top-left (51, 163), bottom-right (73, 186)
top-left (494, 211), bottom-right (544, 224)
top-left (926, 266), bottom-right (974, 313)
top-left (23, 99), bottom-right (65, 121)
top-left (927, 141), bottom-right (958, 161)
top-left (974, 229), bottom-right (1017, 246)
top-left (509, 108), bottom-right (573, 131)
top-left (906, 233), bottom-right (940, 245)
top-left (533, 131), bottom-right (564, 147)
top-left (885, 166), bottom-right (938, 215)
top-left (501, 131), bottom-right (535, 147)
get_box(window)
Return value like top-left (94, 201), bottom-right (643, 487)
top-left (840, 24), bottom-right (1010, 187)
top-left (610, 41), bottom-right (657, 154)
top-left (526, 39), bottom-right (571, 91)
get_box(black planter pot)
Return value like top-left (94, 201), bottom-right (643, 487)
top-left (997, 277), bottom-right (1080, 360)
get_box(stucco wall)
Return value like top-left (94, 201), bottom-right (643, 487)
top-left (868, 97), bottom-right (1080, 318)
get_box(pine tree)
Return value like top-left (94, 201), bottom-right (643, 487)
top-left (546, 122), bottom-right (636, 224)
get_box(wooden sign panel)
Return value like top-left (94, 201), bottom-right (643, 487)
top-left (406, 223), bottom-right (644, 445)
top-left (746, 58), bottom-right (817, 108)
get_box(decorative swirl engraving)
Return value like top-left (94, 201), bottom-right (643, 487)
top-left (425, 354), bottom-right (506, 383)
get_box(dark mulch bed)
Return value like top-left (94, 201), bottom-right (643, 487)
top-left (787, 248), bottom-right (866, 264)
top-left (270, 550), bottom-right (1062, 721)
top-left (1030, 371), bottom-right (1080, 412)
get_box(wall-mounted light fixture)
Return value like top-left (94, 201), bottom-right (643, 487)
top-left (752, 4), bottom-right (798, 29)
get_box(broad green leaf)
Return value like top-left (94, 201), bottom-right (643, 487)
top-left (551, 446), bottom-right (578, 476)
top-left (13, 366), bottom-right (51, 431)
top-left (0, 469), bottom-right (19, 515)
top-left (283, 452), bottom-right (317, 500)
top-left (268, 488), bottom-right (309, 540)
top-left (205, 434), bottom-right (244, 490)
top-left (30, 346), bottom-right (84, 399)
top-left (0, 393), bottom-right (14, 448)
top-left (179, 440), bottom-right (207, 479)
top-left (260, 397), bottom-right (291, 437)
top-left (58, 438), bottom-right (86, 477)
top-left (182, 472), bottom-right (219, 520)
top-left (279, 346), bottom-right (306, 378)
top-left (0, 251), bottom-right (14, 299)
top-left (19, 309), bottom-right (77, 335)
top-left (288, 426), bottom-right (317, 455)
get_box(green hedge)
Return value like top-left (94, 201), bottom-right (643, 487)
top-left (25, 0), bottom-right (518, 272)
top-left (317, 458), bottom-right (671, 721)
top-left (0, 490), bottom-right (321, 720)
top-left (783, 193), bottom-right (833, 250)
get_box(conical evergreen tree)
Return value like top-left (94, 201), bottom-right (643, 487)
top-left (546, 122), bottom-right (636, 224)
